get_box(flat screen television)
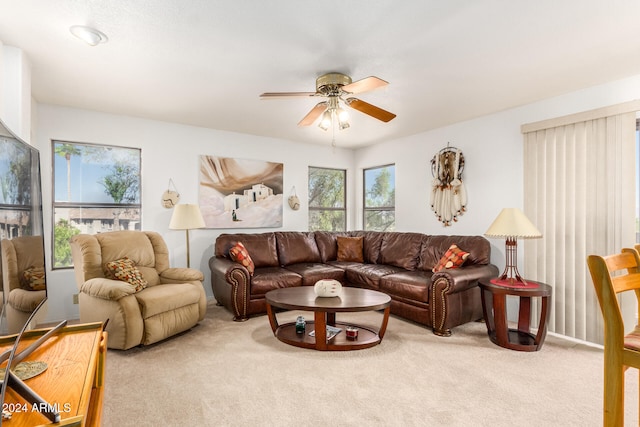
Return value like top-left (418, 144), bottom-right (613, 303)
top-left (0, 118), bottom-right (62, 423)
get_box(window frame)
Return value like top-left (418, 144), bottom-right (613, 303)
top-left (51, 140), bottom-right (142, 269)
top-left (308, 166), bottom-right (347, 232)
top-left (363, 163), bottom-right (396, 231)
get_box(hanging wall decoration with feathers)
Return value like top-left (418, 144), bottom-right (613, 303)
top-left (430, 145), bottom-right (467, 226)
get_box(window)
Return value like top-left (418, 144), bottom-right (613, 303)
top-left (0, 134), bottom-right (40, 239)
top-left (364, 164), bottom-right (395, 231)
top-left (52, 141), bottom-right (141, 268)
top-left (308, 167), bottom-right (346, 231)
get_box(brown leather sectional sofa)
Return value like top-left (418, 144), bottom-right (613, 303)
top-left (209, 231), bottom-right (498, 336)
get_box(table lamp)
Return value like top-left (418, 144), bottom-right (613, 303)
top-left (169, 204), bottom-right (205, 268)
top-left (484, 208), bottom-right (542, 286)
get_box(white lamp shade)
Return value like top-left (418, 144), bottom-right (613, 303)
top-left (484, 208), bottom-right (542, 239)
top-left (169, 204), bottom-right (205, 230)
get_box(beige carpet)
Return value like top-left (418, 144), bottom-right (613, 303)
top-left (103, 301), bottom-right (637, 426)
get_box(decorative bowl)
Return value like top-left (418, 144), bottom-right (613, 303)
top-left (313, 279), bottom-right (342, 297)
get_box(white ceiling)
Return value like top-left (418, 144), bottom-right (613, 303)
top-left (1, 1), bottom-right (640, 148)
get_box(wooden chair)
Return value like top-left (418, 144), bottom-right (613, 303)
top-left (587, 248), bottom-right (640, 426)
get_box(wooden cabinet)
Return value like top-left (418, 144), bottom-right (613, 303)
top-left (0, 323), bottom-right (107, 426)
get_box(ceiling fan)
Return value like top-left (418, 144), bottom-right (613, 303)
top-left (260, 73), bottom-right (396, 130)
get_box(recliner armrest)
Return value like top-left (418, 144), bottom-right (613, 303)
top-left (160, 267), bottom-right (204, 284)
top-left (80, 277), bottom-right (138, 300)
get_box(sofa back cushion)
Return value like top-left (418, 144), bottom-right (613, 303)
top-left (350, 231), bottom-right (385, 264)
top-left (215, 233), bottom-right (279, 268)
top-left (379, 232), bottom-right (423, 270)
top-left (418, 235), bottom-right (491, 271)
top-left (275, 232), bottom-right (321, 266)
top-left (314, 231), bottom-right (350, 262)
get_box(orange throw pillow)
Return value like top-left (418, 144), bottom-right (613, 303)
top-left (432, 244), bottom-right (470, 273)
top-left (21, 266), bottom-right (46, 291)
top-left (336, 236), bottom-right (364, 263)
top-left (229, 242), bottom-right (255, 276)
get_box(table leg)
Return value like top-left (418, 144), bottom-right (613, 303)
top-left (266, 303), bottom-right (278, 334)
top-left (481, 288), bottom-right (495, 335)
top-left (378, 306), bottom-right (391, 339)
top-left (327, 312), bottom-right (336, 327)
top-left (518, 296), bottom-right (531, 333)
top-left (534, 295), bottom-right (550, 348)
top-left (314, 311), bottom-right (327, 351)
top-left (493, 293), bottom-right (509, 347)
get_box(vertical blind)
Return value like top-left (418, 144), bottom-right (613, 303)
top-left (522, 104), bottom-right (637, 344)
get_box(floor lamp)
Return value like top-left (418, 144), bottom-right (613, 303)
top-left (169, 204), bottom-right (205, 268)
top-left (484, 208), bottom-right (542, 286)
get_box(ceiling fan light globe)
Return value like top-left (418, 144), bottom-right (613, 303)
top-left (337, 107), bottom-right (349, 122)
top-left (318, 110), bottom-right (332, 131)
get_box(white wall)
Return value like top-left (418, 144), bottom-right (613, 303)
top-left (34, 105), bottom-right (355, 322)
top-left (32, 73), bottom-right (640, 324)
top-left (0, 44), bottom-right (31, 143)
top-left (355, 73), bottom-right (640, 281)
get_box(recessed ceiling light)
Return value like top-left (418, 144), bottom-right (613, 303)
top-left (69, 25), bottom-right (108, 46)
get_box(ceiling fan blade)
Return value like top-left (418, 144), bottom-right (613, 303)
top-left (345, 98), bottom-right (396, 122)
top-left (342, 76), bottom-right (389, 94)
top-left (260, 92), bottom-right (317, 99)
top-left (298, 102), bottom-right (327, 126)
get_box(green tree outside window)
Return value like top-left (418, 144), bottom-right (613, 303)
top-left (308, 167), bottom-right (346, 232)
top-left (364, 164), bottom-right (395, 231)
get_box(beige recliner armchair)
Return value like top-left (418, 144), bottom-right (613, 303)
top-left (1, 235), bottom-right (47, 334)
top-left (70, 230), bottom-right (206, 350)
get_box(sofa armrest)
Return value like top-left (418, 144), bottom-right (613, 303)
top-left (80, 277), bottom-right (138, 300)
top-left (160, 267), bottom-right (204, 284)
top-left (430, 264), bottom-right (499, 336)
top-left (208, 257), bottom-right (251, 320)
top-left (431, 264), bottom-right (499, 294)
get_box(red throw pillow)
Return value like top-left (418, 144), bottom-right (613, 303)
top-left (432, 244), bottom-right (470, 273)
top-left (229, 242), bottom-right (255, 276)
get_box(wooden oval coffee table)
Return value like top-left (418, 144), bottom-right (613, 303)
top-left (265, 287), bottom-right (391, 351)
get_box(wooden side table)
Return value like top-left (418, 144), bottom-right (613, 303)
top-left (479, 279), bottom-right (552, 352)
top-left (0, 323), bottom-right (107, 425)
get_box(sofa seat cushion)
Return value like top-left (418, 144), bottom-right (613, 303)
top-left (379, 271), bottom-right (433, 303)
top-left (284, 263), bottom-right (345, 287)
top-left (342, 263), bottom-right (405, 290)
top-left (250, 267), bottom-right (302, 297)
top-left (135, 283), bottom-right (202, 319)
